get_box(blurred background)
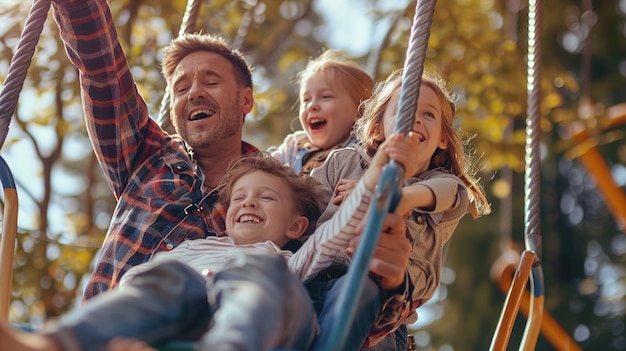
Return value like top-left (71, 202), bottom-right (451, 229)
top-left (0, 0), bottom-right (624, 350)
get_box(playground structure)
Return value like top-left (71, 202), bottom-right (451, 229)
top-left (2, 0), bottom-right (623, 350)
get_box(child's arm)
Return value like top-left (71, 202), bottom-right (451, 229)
top-left (288, 178), bottom-right (374, 281)
top-left (334, 178), bottom-right (440, 217)
top-left (267, 131), bottom-right (307, 165)
top-left (395, 183), bottom-right (436, 217)
top-left (398, 175), bottom-right (466, 217)
top-left (289, 135), bottom-right (417, 282)
top-left (329, 132), bottom-right (420, 205)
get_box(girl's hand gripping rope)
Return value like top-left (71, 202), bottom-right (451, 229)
top-left (345, 133), bottom-right (420, 290)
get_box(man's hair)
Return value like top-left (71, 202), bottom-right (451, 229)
top-left (162, 33), bottom-right (253, 89)
top-left (218, 152), bottom-right (327, 236)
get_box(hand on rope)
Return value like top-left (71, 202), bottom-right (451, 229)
top-left (348, 212), bottom-right (410, 291)
top-left (332, 132), bottom-right (421, 206)
top-left (362, 133), bottom-right (421, 190)
top-left (345, 133), bottom-right (420, 291)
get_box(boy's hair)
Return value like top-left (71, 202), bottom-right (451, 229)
top-left (298, 50), bottom-right (374, 116)
top-left (218, 152), bottom-right (327, 236)
top-left (162, 33), bottom-right (253, 90)
top-left (355, 69), bottom-right (491, 218)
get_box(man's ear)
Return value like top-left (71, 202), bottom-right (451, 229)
top-left (286, 216), bottom-right (309, 239)
top-left (241, 87), bottom-right (254, 114)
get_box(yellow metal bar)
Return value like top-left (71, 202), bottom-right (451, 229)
top-left (492, 252), bottom-right (582, 351)
top-left (0, 188), bottom-right (18, 321)
top-left (489, 250), bottom-right (535, 351)
top-left (521, 271), bottom-right (543, 351)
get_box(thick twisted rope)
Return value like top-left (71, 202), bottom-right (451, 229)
top-left (524, 0), bottom-right (543, 269)
top-left (0, 0), bottom-right (52, 149)
top-left (521, 0), bottom-right (544, 349)
top-left (156, 0), bottom-right (202, 134)
top-left (394, 0), bottom-right (436, 136)
top-left (316, 1), bottom-right (437, 350)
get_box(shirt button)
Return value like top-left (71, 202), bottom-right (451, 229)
top-left (417, 216), bottom-right (424, 224)
top-left (165, 243), bottom-right (174, 250)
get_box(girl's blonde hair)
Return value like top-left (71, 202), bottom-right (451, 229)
top-left (355, 69), bottom-right (491, 218)
top-left (298, 50), bottom-right (374, 116)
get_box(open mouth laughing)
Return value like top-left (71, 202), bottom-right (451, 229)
top-left (237, 214), bottom-right (262, 223)
top-left (309, 118), bottom-right (327, 130)
top-left (189, 109), bottom-right (216, 121)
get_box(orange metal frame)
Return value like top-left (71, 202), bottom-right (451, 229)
top-left (567, 103), bottom-right (626, 230)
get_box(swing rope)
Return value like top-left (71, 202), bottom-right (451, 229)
top-left (489, 1), bottom-right (545, 350)
top-left (520, 0), bottom-right (545, 348)
top-left (0, 0), bottom-right (52, 149)
top-left (156, 0), bottom-right (202, 135)
top-left (313, 0), bottom-right (437, 350)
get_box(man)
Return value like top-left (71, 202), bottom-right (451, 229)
top-left (52, 0), bottom-right (413, 346)
top-left (53, 2), bottom-right (257, 299)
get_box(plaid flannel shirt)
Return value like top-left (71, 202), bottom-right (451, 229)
top-left (52, 0), bottom-right (258, 301)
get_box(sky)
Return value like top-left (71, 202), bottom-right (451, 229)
top-left (315, 0), bottom-right (410, 55)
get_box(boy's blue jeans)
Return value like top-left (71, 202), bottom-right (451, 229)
top-left (42, 252), bottom-right (317, 351)
top-left (306, 271), bottom-right (385, 351)
top-left (306, 271), bottom-right (410, 351)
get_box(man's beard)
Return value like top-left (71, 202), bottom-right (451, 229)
top-left (174, 96), bottom-right (243, 150)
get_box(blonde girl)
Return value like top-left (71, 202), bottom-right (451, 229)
top-left (269, 50), bottom-right (374, 174)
